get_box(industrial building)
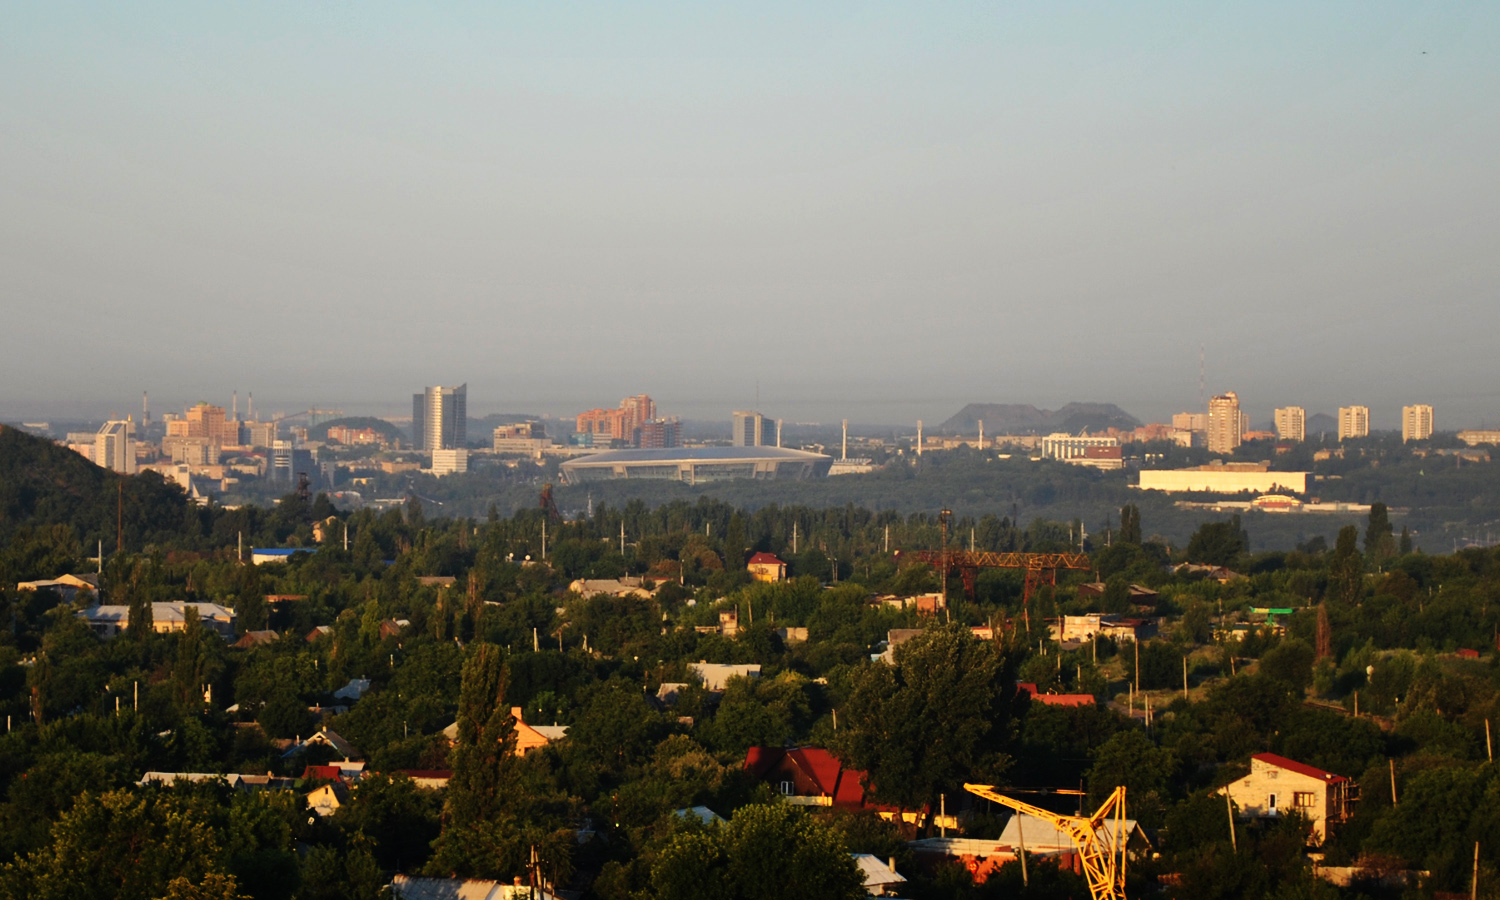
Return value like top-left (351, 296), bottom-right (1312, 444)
top-left (560, 446), bottom-right (832, 484)
top-left (1137, 462), bottom-right (1308, 495)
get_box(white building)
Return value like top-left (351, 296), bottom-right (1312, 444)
top-left (430, 448), bottom-right (469, 476)
top-left (1402, 405), bottom-right (1433, 442)
top-left (94, 420), bottom-right (136, 474)
top-left (1338, 406), bottom-right (1370, 440)
top-left (79, 602), bottom-right (236, 639)
top-left (1137, 462), bottom-right (1308, 495)
top-left (1221, 753), bottom-right (1353, 844)
top-left (412, 384), bottom-right (467, 452)
top-left (1041, 433), bottom-right (1120, 460)
top-left (1274, 407), bottom-right (1306, 443)
top-left (731, 410), bottom-right (766, 447)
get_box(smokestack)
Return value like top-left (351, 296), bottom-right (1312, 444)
top-left (248, 392), bottom-right (254, 421)
top-left (917, 420), bottom-right (923, 456)
top-left (232, 391), bottom-right (238, 422)
top-left (777, 419), bottom-right (783, 448)
top-left (842, 419), bottom-right (848, 461)
top-left (142, 391), bottom-right (149, 426)
top-left (978, 419), bottom-right (984, 448)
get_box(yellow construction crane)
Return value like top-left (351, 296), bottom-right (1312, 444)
top-left (963, 783), bottom-right (1129, 900)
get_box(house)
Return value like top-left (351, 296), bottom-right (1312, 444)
top-left (283, 728), bottom-right (360, 760)
top-left (138, 772), bottom-right (294, 791)
top-left (746, 552), bottom-right (787, 583)
top-left (1017, 683), bottom-right (1096, 708)
top-left (306, 625), bottom-right (333, 642)
top-left (388, 875), bottom-right (543, 900)
top-left (568, 578), bottom-right (654, 600)
top-left (334, 678), bottom-right (373, 701)
top-left (672, 805), bottom-right (725, 825)
top-left (416, 576), bottom-right (457, 589)
top-left (998, 813), bottom-right (1150, 858)
top-left (1220, 753), bottom-right (1355, 844)
top-left (78, 602), bottom-right (237, 639)
top-left (744, 746), bottom-right (871, 810)
top-left (1050, 614), bottom-right (1157, 644)
top-left (718, 609), bottom-right (740, 638)
top-left (306, 782), bottom-right (349, 817)
top-left (392, 769), bottom-right (452, 789)
top-left (17, 573), bottom-right (99, 603)
top-left (689, 662), bottom-right (761, 692)
top-left (1099, 618), bottom-right (1158, 643)
top-left (852, 855), bottom-right (906, 897)
top-left (234, 630), bottom-right (279, 649)
top-left (775, 626), bottom-right (808, 644)
top-left (250, 548), bottom-right (307, 565)
top-left (301, 762), bottom-right (367, 783)
top-left (1173, 563), bottom-right (1246, 583)
top-left (654, 683), bottom-right (690, 707)
top-left (511, 707), bottom-right (568, 754)
top-left (1075, 583), bottom-right (1160, 606)
top-left (379, 619), bottom-right (409, 640)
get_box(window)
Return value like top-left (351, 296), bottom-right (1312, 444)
top-left (1267, 794), bottom-right (1277, 812)
top-left (779, 780), bottom-right (794, 795)
top-left (1293, 792), bottom-right (1317, 809)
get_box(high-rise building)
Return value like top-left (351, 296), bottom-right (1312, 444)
top-left (1338, 406), bottom-right (1370, 440)
top-left (1172, 412), bottom-right (1208, 432)
top-left (577, 394), bottom-right (659, 444)
top-left (731, 411), bottom-right (765, 447)
top-left (412, 384), bottom-right (467, 451)
top-left (1274, 407), bottom-right (1306, 443)
top-left (94, 420), bottom-right (136, 474)
top-left (1207, 392), bottom-right (1243, 454)
top-left (185, 403), bottom-right (237, 446)
top-left (635, 418), bottom-right (682, 449)
top-left (1402, 405), bottom-right (1434, 442)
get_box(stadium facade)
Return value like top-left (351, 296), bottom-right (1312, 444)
top-left (559, 447), bottom-right (833, 484)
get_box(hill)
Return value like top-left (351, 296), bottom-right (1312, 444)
top-left (0, 424), bottom-right (200, 554)
top-left (938, 402), bottom-right (1141, 435)
top-left (308, 416), bottom-right (408, 444)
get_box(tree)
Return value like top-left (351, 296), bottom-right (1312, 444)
top-left (1259, 639), bottom-right (1315, 694)
top-left (445, 643), bottom-right (517, 825)
top-left (834, 625), bottom-right (1021, 830)
top-left (1327, 526), bottom-right (1363, 605)
top-left (1118, 504), bottom-right (1142, 545)
top-left (1086, 730), bottom-right (1175, 827)
top-left (1186, 516), bottom-right (1248, 566)
top-left (651, 805), bottom-right (864, 900)
top-left (1399, 525), bottom-right (1413, 555)
top-left (1364, 503), bottom-right (1394, 562)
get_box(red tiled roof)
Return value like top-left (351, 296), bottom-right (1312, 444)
top-left (1017, 683), bottom-right (1096, 707)
top-left (1252, 753), bottom-right (1347, 784)
top-left (743, 746), bottom-right (873, 810)
top-left (747, 553), bottom-right (785, 566)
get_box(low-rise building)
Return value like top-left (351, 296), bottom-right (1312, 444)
top-left (690, 662), bottom-right (761, 692)
top-left (1220, 753), bottom-right (1354, 844)
top-left (746, 552), bottom-right (787, 582)
top-left (79, 602), bottom-right (236, 639)
top-left (1137, 461), bottom-right (1308, 495)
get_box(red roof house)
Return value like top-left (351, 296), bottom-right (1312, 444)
top-left (744, 746), bottom-right (871, 809)
top-left (747, 553), bottom-right (788, 583)
top-left (1016, 683), bottom-right (1097, 708)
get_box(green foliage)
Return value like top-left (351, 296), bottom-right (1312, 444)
top-left (651, 805), bottom-right (864, 900)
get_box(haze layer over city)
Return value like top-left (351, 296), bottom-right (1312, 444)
top-left (4, 4), bottom-right (1499, 426)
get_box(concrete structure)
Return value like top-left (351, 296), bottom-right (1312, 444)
top-left (79, 602), bottom-right (236, 639)
top-left (1338, 406), bottom-right (1369, 440)
top-left (746, 552), bottom-right (787, 582)
top-left (1402, 404), bottom-right (1434, 442)
top-left (1459, 430), bottom-right (1500, 446)
top-left (1137, 462), bottom-right (1308, 495)
top-left (1274, 407), bottom-right (1306, 443)
top-left (412, 384), bottom-right (467, 452)
top-left (1207, 392), bottom-right (1243, 454)
top-left (94, 420), bottom-right (137, 474)
top-left (731, 410), bottom-right (766, 447)
top-left (430, 448), bottom-right (469, 476)
top-left (559, 446), bottom-right (832, 484)
top-left (1221, 753), bottom-right (1353, 844)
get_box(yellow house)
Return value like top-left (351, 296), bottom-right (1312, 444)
top-left (747, 553), bottom-right (787, 583)
top-left (1221, 753), bottom-right (1354, 844)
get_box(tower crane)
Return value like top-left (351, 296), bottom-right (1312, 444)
top-left (963, 783), bottom-right (1128, 900)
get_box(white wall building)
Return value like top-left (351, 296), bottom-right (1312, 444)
top-left (1274, 407), bottom-right (1306, 443)
top-left (1402, 404), bottom-right (1434, 442)
top-left (1338, 406), bottom-right (1370, 440)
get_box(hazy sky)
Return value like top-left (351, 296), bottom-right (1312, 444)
top-left (3, 3), bottom-right (1498, 428)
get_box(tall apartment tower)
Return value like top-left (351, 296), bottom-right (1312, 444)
top-left (94, 420), bottom-right (136, 474)
top-left (731, 411), bottom-right (765, 447)
top-left (412, 384), bottom-right (467, 451)
top-left (1207, 392), bottom-right (1243, 454)
top-left (1402, 404), bottom-right (1434, 442)
top-left (1338, 406), bottom-right (1370, 440)
top-left (1274, 407), bottom-right (1306, 443)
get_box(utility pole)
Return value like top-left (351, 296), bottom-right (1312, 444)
top-left (1183, 656), bottom-right (1190, 700)
top-left (1226, 793), bottom-right (1238, 852)
top-left (117, 482), bottom-right (123, 555)
top-left (1390, 759), bottom-right (1398, 806)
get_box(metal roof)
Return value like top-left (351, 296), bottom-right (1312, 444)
top-left (561, 446), bottom-right (828, 465)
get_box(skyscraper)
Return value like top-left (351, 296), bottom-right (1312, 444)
top-left (1207, 392), bottom-right (1242, 454)
top-left (1338, 406), bottom-right (1369, 440)
top-left (94, 420), bottom-right (136, 474)
top-left (731, 411), bottom-right (765, 447)
top-left (1274, 407), bottom-right (1306, 443)
top-left (1402, 405), bottom-right (1434, 442)
top-left (412, 384), bottom-right (467, 451)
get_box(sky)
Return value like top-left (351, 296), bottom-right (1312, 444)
top-left (3, 3), bottom-right (1498, 429)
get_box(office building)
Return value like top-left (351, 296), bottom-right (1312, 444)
top-left (1338, 406), bottom-right (1370, 440)
top-left (1041, 433), bottom-right (1122, 469)
top-left (412, 384), bottom-right (467, 451)
top-left (1207, 393), bottom-right (1243, 454)
top-left (1172, 412), bottom-right (1208, 433)
top-left (1274, 407), bottom-right (1306, 443)
top-left (94, 420), bottom-right (136, 474)
top-left (634, 418), bottom-right (682, 449)
top-left (185, 403), bottom-right (238, 446)
top-left (732, 411), bottom-right (766, 447)
top-left (430, 448), bottom-right (469, 476)
top-left (268, 441), bottom-right (316, 484)
top-left (1402, 405), bottom-right (1434, 442)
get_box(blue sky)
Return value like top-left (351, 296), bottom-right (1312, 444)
top-left (3, 3), bottom-right (1498, 428)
